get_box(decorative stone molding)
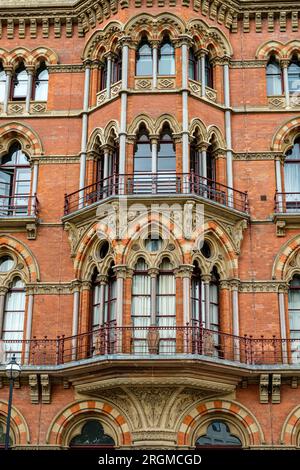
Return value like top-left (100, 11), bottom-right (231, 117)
top-left (239, 281), bottom-right (284, 293)
top-left (205, 86), bottom-right (217, 102)
top-left (230, 60), bottom-right (267, 68)
top-left (29, 374), bottom-right (39, 404)
top-left (41, 374), bottom-right (51, 404)
top-left (268, 96), bottom-right (286, 109)
top-left (26, 223), bottom-right (37, 240)
top-left (38, 155), bottom-right (80, 164)
top-left (25, 282), bottom-right (76, 295)
top-left (29, 102), bottom-right (47, 114)
top-left (276, 220), bottom-right (286, 237)
top-left (135, 78), bottom-right (153, 90)
top-left (259, 374), bottom-right (269, 404)
top-left (48, 64), bottom-right (85, 73)
top-left (272, 374), bottom-right (281, 404)
top-left (233, 152), bottom-right (281, 161)
top-left (157, 77), bottom-right (176, 90)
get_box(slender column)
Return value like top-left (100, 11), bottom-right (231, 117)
top-left (180, 265), bottom-right (193, 326)
top-left (103, 147), bottom-right (110, 197)
top-left (275, 156), bottom-right (283, 212)
top-left (202, 275), bottom-right (211, 328)
top-left (3, 69), bottom-right (12, 114)
top-left (0, 287), bottom-right (8, 338)
top-left (70, 283), bottom-right (80, 360)
top-left (114, 265), bottom-right (127, 327)
top-left (278, 286), bottom-right (288, 364)
top-left (24, 291), bottom-right (34, 363)
top-left (231, 280), bottom-right (240, 361)
top-left (25, 69), bottom-right (34, 113)
top-left (281, 61), bottom-right (290, 108)
top-left (200, 145), bottom-right (207, 179)
top-left (200, 52), bottom-right (206, 97)
top-left (119, 39), bottom-right (130, 194)
top-left (31, 159), bottom-right (39, 214)
top-left (79, 62), bottom-right (91, 207)
top-left (98, 276), bottom-right (107, 325)
top-left (105, 54), bottom-right (112, 100)
top-left (181, 40), bottom-right (190, 188)
top-left (223, 59), bottom-right (233, 206)
top-left (149, 268), bottom-right (159, 325)
top-left (152, 42), bottom-right (158, 89)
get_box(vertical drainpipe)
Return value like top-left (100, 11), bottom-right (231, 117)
top-left (181, 37), bottom-right (190, 193)
top-left (119, 39), bottom-right (129, 195)
top-left (223, 58), bottom-right (234, 207)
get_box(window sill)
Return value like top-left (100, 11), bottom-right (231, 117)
top-left (0, 101), bottom-right (47, 115)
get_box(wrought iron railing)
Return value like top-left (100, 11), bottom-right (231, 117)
top-left (64, 173), bottom-right (248, 215)
top-left (0, 324), bottom-right (298, 367)
top-left (275, 192), bottom-right (300, 213)
top-left (0, 194), bottom-right (39, 217)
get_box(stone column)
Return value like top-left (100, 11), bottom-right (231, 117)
top-left (114, 265), bottom-right (127, 327)
top-left (223, 57), bottom-right (233, 206)
top-left (179, 265), bottom-right (193, 326)
top-left (278, 284), bottom-right (288, 364)
top-left (105, 53), bottom-right (112, 100)
top-left (231, 280), bottom-right (240, 361)
top-left (151, 41), bottom-right (159, 89)
top-left (3, 68), bottom-right (12, 114)
top-left (71, 282), bottom-right (81, 360)
top-left (150, 136), bottom-right (158, 174)
top-left (25, 68), bottom-right (34, 113)
top-left (181, 38), bottom-right (190, 182)
top-left (200, 51), bottom-right (206, 97)
top-left (148, 268), bottom-right (159, 325)
top-left (119, 38), bottom-right (130, 194)
top-left (201, 274), bottom-right (211, 328)
top-left (79, 61), bottom-right (91, 208)
top-left (200, 144), bottom-right (208, 179)
top-left (281, 60), bottom-right (290, 108)
top-left (0, 287), bottom-right (8, 338)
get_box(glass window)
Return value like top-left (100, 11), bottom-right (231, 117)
top-left (191, 262), bottom-right (204, 325)
top-left (289, 275), bottom-right (300, 342)
top-left (189, 48), bottom-right (198, 81)
top-left (2, 277), bottom-right (25, 362)
top-left (136, 39), bottom-right (153, 76)
top-left (266, 56), bottom-right (282, 96)
top-left (70, 421), bottom-right (115, 447)
top-left (144, 236), bottom-right (163, 252)
top-left (100, 59), bottom-right (107, 91)
top-left (196, 421), bottom-right (242, 447)
top-left (0, 143), bottom-right (31, 216)
top-left (205, 55), bottom-right (213, 88)
top-left (12, 63), bottom-right (28, 100)
top-left (0, 64), bottom-right (6, 103)
top-left (288, 56), bottom-right (300, 93)
top-left (0, 255), bottom-right (14, 272)
top-left (158, 37), bottom-right (175, 76)
top-left (284, 138), bottom-right (300, 209)
top-left (157, 258), bottom-right (176, 353)
top-left (157, 126), bottom-right (176, 172)
top-left (131, 259), bottom-right (151, 353)
top-left (34, 62), bottom-right (48, 101)
top-left (0, 422), bottom-right (12, 446)
top-left (112, 51), bottom-right (122, 84)
top-left (134, 128), bottom-right (152, 173)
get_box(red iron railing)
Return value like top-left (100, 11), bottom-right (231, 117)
top-left (275, 191), bottom-right (300, 212)
top-left (64, 173), bottom-right (248, 215)
top-left (0, 194), bottom-right (39, 217)
top-left (0, 324), bottom-right (297, 367)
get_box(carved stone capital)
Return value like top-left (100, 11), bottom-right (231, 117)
top-left (113, 264), bottom-right (127, 279)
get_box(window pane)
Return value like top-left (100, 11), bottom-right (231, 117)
top-left (0, 70), bottom-right (6, 102)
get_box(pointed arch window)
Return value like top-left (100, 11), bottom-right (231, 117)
top-left (0, 63), bottom-right (6, 103)
top-left (100, 59), bottom-right (108, 91)
top-left (205, 55), bottom-right (213, 89)
top-left (196, 421), bottom-right (242, 447)
top-left (131, 258), bottom-right (151, 353)
top-left (34, 61), bottom-right (49, 101)
top-left (134, 126), bottom-right (152, 173)
top-left (0, 143), bottom-right (31, 216)
top-left (112, 50), bottom-right (122, 84)
top-left (288, 275), bottom-right (300, 362)
top-left (2, 277), bottom-right (25, 362)
top-left (158, 36), bottom-right (175, 76)
top-left (12, 62), bottom-right (28, 100)
top-left (157, 258), bottom-right (176, 353)
top-left (266, 55), bottom-right (282, 96)
top-left (189, 48), bottom-right (199, 81)
top-left (91, 266), bottom-right (116, 331)
top-left (284, 137), bottom-right (300, 210)
top-left (136, 38), bottom-right (153, 76)
top-left (157, 124), bottom-right (176, 172)
top-left (191, 262), bottom-right (205, 326)
top-left (288, 55), bottom-right (300, 93)
top-left (70, 420), bottom-right (115, 448)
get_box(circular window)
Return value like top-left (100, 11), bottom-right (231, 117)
top-left (0, 255), bottom-right (14, 273)
top-left (201, 241), bottom-right (212, 259)
top-left (98, 241), bottom-right (110, 259)
top-left (144, 237), bottom-right (163, 252)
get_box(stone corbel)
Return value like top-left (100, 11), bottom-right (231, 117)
top-left (41, 374), bottom-right (51, 404)
top-left (271, 374), bottom-right (281, 404)
top-left (29, 374), bottom-right (39, 404)
top-left (259, 374), bottom-right (269, 404)
top-left (276, 220), bottom-right (286, 237)
top-left (26, 223), bottom-right (37, 240)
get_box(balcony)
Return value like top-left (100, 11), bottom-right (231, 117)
top-left (64, 173), bottom-right (248, 216)
top-left (0, 324), bottom-right (298, 368)
top-left (0, 194), bottom-right (39, 239)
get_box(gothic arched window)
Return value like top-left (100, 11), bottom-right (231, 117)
top-left (70, 420), bottom-right (115, 447)
top-left (196, 421), bottom-right (242, 447)
top-left (34, 61), bottom-right (49, 101)
top-left (288, 55), bottom-right (300, 93)
top-left (266, 55), bottom-right (282, 96)
top-left (158, 36), bottom-right (175, 76)
top-left (0, 63), bottom-right (6, 103)
top-left (284, 137), bottom-right (300, 210)
top-left (12, 62), bottom-right (28, 100)
top-left (136, 38), bottom-right (153, 76)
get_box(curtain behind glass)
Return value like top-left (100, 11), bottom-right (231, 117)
top-left (288, 277), bottom-right (300, 362)
top-left (266, 60), bottom-right (282, 95)
top-left (131, 259), bottom-right (151, 353)
top-left (2, 277), bottom-right (25, 360)
top-left (157, 259), bottom-right (175, 353)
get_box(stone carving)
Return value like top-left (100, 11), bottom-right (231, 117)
top-left (29, 374), bottom-right (39, 404)
top-left (272, 374), bottom-right (281, 404)
top-left (268, 96), bottom-right (286, 109)
top-left (205, 87), bottom-right (217, 102)
top-left (259, 374), bottom-right (269, 404)
top-left (135, 79), bottom-right (152, 90)
top-left (30, 102), bottom-right (47, 114)
top-left (94, 387), bottom-right (142, 429)
top-left (41, 374), bottom-right (51, 404)
top-left (97, 90), bottom-right (107, 106)
top-left (276, 220), bottom-right (286, 237)
top-left (8, 103), bottom-right (25, 114)
top-left (26, 223), bottom-right (37, 240)
top-left (233, 152), bottom-right (279, 161)
top-left (222, 219), bottom-right (247, 254)
top-left (111, 82), bottom-right (122, 97)
top-left (128, 387), bottom-right (174, 427)
top-left (157, 78), bottom-right (175, 89)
